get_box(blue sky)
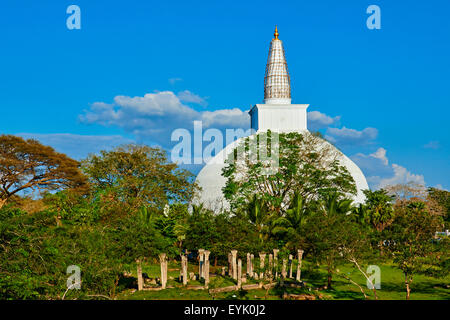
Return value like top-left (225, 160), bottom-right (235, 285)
top-left (1, 0), bottom-right (449, 190)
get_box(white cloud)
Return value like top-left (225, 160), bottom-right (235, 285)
top-left (177, 90), bottom-right (208, 107)
top-left (307, 111), bottom-right (340, 131)
top-left (377, 164), bottom-right (425, 189)
top-left (423, 140), bottom-right (440, 149)
top-left (79, 90), bottom-right (249, 147)
top-left (202, 108), bottom-right (249, 127)
top-left (369, 147), bottom-right (388, 165)
top-left (325, 126), bottom-right (378, 146)
top-left (351, 147), bottom-right (425, 189)
top-left (17, 133), bottom-right (134, 160)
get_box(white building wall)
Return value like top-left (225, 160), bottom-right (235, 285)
top-left (250, 104), bottom-right (309, 133)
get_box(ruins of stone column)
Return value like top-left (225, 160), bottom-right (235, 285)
top-left (250, 254), bottom-right (254, 278)
top-left (160, 253), bottom-right (168, 289)
top-left (237, 259), bottom-right (242, 288)
top-left (296, 249), bottom-right (304, 282)
top-left (137, 259), bottom-right (143, 291)
top-left (268, 254), bottom-right (273, 278)
top-left (198, 249), bottom-right (205, 279)
top-left (221, 267), bottom-right (226, 276)
top-left (228, 252), bottom-right (232, 277)
top-left (204, 250), bottom-right (211, 287)
top-left (259, 253), bottom-right (266, 279)
top-left (181, 254), bottom-right (188, 285)
top-left (288, 254), bottom-right (293, 279)
top-left (273, 249), bottom-right (279, 278)
top-left (246, 253), bottom-right (251, 276)
top-left (282, 258), bottom-right (287, 278)
top-left (231, 250), bottom-right (238, 280)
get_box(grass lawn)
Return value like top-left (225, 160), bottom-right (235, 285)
top-left (116, 259), bottom-right (450, 300)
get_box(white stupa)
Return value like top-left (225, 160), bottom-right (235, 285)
top-left (195, 27), bottom-right (369, 211)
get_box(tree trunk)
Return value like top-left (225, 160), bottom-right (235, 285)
top-left (327, 259), bottom-right (333, 288)
top-left (327, 273), bottom-right (332, 289)
top-left (214, 256), bottom-right (218, 267)
top-left (406, 283), bottom-right (411, 300)
top-left (137, 260), bottom-right (143, 291)
top-left (405, 275), bottom-right (412, 300)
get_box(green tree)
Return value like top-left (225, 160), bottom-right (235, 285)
top-left (360, 189), bottom-right (395, 232)
top-left (223, 131), bottom-right (356, 215)
top-left (245, 195), bottom-right (271, 246)
top-left (81, 144), bottom-right (197, 217)
top-left (427, 187), bottom-right (450, 228)
top-left (385, 201), bottom-right (443, 299)
top-left (271, 192), bottom-right (310, 250)
top-left (304, 193), bottom-right (353, 288)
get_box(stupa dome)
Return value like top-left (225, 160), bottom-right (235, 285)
top-left (194, 27), bottom-right (369, 211)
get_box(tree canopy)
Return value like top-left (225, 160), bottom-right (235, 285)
top-left (81, 144), bottom-right (197, 215)
top-left (0, 135), bottom-right (86, 209)
top-left (222, 131), bottom-right (357, 214)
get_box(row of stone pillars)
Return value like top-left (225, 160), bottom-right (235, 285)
top-left (137, 248), bottom-right (304, 291)
top-left (230, 249), bottom-right (304, 283)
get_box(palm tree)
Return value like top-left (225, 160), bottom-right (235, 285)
top-left (320, 193), bottom-right (353, 218)
top-left (318, 192), bottom-right (354, 288)
top-left (138, 206), bottom-right (155, 226)
top-left (271, 192), bottom-right (310, 248)
top-left (191, 203), bottom-right (204, 217)
top-left (246, 195), bottom-right (270, 244)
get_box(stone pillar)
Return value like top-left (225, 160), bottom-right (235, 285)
top-left (273, 249), bottom-right (279, 278)
top-left (137, 259), bottom-right (143, 291)
top-left (204, 250), bottom-right (210, 287)
top-left (228, 252), bottom-right (232, 277)
top-left (231, 250), bottom-right (238, 280)
top-left (288, 254), bottom-right (293, 279)
top-left (268, 254), bottom-right (273, 278)
top-left (160, 253), bottom-right (168, 289)
top-left (250, 254), bottom-right (254, 278)
top-left (221, 267), bottom-right (226, 276)
top-left (181, 254), bottom-right (188, 285)
top-left (296, 249), bottom-right (304, 282)
top-left (282, 258), bottom-right (287, 278)
top-left (237, 259), bottom-right (242, 288)
top-left (198, 249), bottom-right (205, 279)
top-left (246, 253), bottom-right (251, 276)
top-left (259, 253), bottom-right (266, 279)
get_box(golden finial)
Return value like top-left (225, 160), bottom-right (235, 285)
top-left (274, 25), bottom-right (279, 40)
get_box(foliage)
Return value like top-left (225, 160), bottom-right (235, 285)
top-left (358, 189), bottom-right (395, 232)
top-left (384, 200), bottom-right (444, 299)
top-left (428, 187), bottom-right (450, 228)
top-left (0, 135), bottom-right (87, 209)
top-left (302, 193), bottom-right (354, 288)
top-left (271, 192), bottom-right (310, 250)
top-left (222, 131), bottom-right (357, 214)
top-left (81, 144), bottom-right (197, 216)
top-left (0, 139), bottom-right (448, 301)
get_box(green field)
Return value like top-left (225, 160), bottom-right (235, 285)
top-left (116, 260), bottom-right (450, 300)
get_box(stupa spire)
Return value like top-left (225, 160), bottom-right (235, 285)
top-left (264, 26), bottom-right (291, 104)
